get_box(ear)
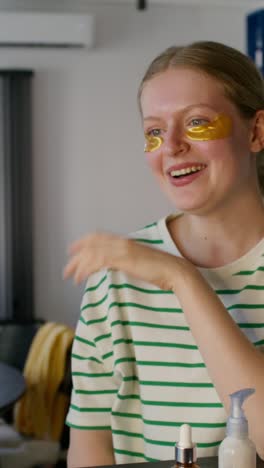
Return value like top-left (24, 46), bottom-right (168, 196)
top-left (250, 110), bottom-right (264, 153)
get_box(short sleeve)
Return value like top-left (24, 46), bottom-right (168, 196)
top-left (66, 270), bottom-right (118, 430)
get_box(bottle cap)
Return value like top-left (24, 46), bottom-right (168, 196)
top-left (227, 388), bottom-right (255, 438)
top-left (175, 424), bottom-right (197, 464)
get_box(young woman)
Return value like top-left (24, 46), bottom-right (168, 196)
top-left (64, 41), bottom-right (264, 467)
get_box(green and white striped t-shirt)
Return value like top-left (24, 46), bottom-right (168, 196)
top-left (66, 214), bottom-right (264, 463)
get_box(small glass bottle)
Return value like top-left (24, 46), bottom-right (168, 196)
top-left (174, 424), bottom-right (200, 468)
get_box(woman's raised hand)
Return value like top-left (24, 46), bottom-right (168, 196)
top-left (63, 232), bottom-right (186, 291)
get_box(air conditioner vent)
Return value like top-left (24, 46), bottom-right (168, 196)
top-left (0, 12), bottom-right (95, 48)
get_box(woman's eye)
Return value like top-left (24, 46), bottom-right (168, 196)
top-left (188, 118), bottom-right (209, 127)
top-left (147, 128), bottom-right (161, 137)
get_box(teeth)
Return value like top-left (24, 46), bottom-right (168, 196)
top-left (170, 165), bottom-right (205, 177)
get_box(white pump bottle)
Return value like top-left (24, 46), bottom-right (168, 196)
top-left (218, 388), bottom-right (256, 468)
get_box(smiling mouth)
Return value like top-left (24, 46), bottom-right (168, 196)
top-left (169, 165), bottom-right (206, 178)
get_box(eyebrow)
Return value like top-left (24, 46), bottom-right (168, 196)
top-left (143, 104), bottom-right (217, 122)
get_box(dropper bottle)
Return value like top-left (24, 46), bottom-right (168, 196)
top-left (218, 388), bottom-right (256, 468)
top-left (175, 424), bottom-right (200, 467)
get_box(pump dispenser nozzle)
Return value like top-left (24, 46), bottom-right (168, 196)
top-left (227, 388), bottom-right (255, 438)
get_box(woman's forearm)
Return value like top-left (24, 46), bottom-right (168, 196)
top-left (171, 260), bottom-right (264, 458)
top-left (67, 429), bottom-right (115, 467)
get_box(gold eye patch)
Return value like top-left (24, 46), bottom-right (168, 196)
top-left (186, 114), bottom-right (232, 141)
top-left (144, 134), bottom-right (164, 152)
top-left (144, 114), bottom-right (232, 151)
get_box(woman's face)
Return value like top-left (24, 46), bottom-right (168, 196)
top-left (140, 67), bottom-right (256, 215)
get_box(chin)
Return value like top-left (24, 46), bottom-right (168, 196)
top-left (166, 194), bottom-right (205, 214)
top-left (176, 205), bottom-right (208, 215)
top-left (163, 182), bottom-right (223, 215)
top-left (170, 196), bottom-right (217, 216)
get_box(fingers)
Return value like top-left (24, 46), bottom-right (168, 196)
top-left (63, 254), bottom-right (82, 282)
top-left (68, 238), bottom-right (87, 255)
top-left (68, 232), bottom-right (116, 255)
top-left (62, 231), bottom-right (179, 290)
top-left (63, 232), bottom-right (112, 284)
top-left (63, 254), bottom-right (95, 285)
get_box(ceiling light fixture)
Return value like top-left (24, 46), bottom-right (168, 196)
top-left (137, 0), bottom-right (147, 10)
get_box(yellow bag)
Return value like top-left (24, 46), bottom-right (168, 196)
top-left (14, 322), bottom-right (74, 441)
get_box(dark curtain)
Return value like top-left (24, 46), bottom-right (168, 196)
top-left (0, 70), bottom-right (34, 322)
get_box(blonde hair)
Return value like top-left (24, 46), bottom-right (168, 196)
top-left (138, 41), bottom-right (264, 189)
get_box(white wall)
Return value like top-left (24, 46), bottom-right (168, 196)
top-left (0, 0), bottom-right (261, 326)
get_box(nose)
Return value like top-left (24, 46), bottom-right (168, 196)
top-left (163, 130), bottom-right (190, 157)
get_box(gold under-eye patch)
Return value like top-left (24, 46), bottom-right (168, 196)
top-left (144, 134), bottom-right (164, 152)
top-left (186, 114), bottom-right (232, 141)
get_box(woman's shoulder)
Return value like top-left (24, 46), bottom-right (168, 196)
top-left (129, 212), bottom-right (181, 252)
top-left (129, 218), bottom-right (163, 243)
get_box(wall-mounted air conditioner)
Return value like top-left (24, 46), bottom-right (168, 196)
top-left (0, 12), bottom-right (95, 48)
